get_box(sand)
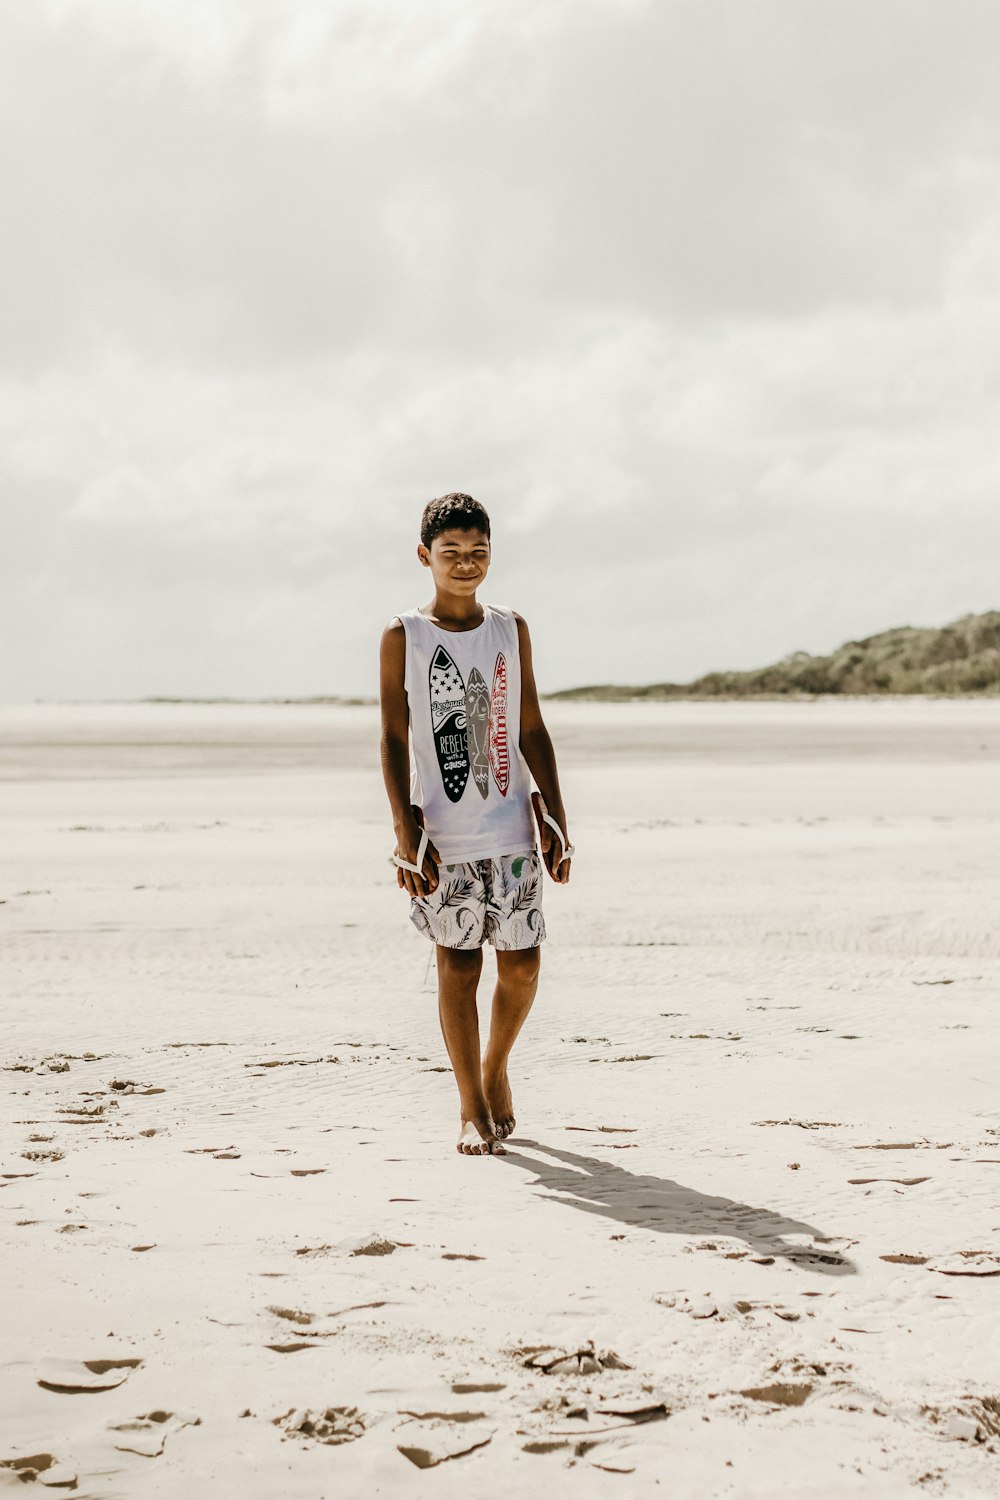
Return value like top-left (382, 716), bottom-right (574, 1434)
top-left (2, 698), bottom-right (999, 1497)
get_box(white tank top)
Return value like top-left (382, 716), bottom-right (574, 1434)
top-left (398, 603), bottom-right (536, 864)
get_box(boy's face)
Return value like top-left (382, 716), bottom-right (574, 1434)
top-left (418, 527), bottom-right (491, 593)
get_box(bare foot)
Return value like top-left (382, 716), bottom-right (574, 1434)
top-left (483, 1067), bottom-right (515, 1140)
top-left (457, 1115), bottom-right (506, 1156)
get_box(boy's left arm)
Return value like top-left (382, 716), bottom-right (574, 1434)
top-left (515, 612), bottom-right (571, 884)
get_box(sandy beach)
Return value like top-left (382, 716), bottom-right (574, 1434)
top-left (2, 698), bottom-right (999, 1498)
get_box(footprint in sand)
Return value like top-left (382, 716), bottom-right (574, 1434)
top-left (57, 1103), bottom-right (105, 1123)
top-left (248, 1164), bottom-right (327, 1178)
top-left (109, 1410), bottom-right (200, 1457)
top-left (522, 1396), bottom-right (670, 1458)
top-left (682, 1239), bottom-right (797, 1265)
top-left (267, 1306), bottom-right (314, 1327)
top-left (396, 1418), bottom-right (494, 1469)
top-left (37, 1357), bottom-right (142, 1394)
top-left (348, 1234), bottom-right (401, 1257)
top-left (519, 1343), bottom-right (631, 1375)
top-left (245, 1056), bottom-right (341, 1070)
top-left (852, 1140), bottom-right (943, 1150)
top-left (595, 1054), bottom-right (658, 1063)
top-left (657, 1292), bottom-right (810, 1323)
top-left (400, 1408), bottom-right (489, 1423)
top-left (848, 1176), bottom-right (930, 1187)
top-left (731, 1298), bottom-right (807, 1322)
top-left (588, 1453), bottom-right (638, 1475)
top-left (927, 1251), bottom-right (1000, 1276)
top-left (264, 1300), bottom-right (390, 1349)
top-left (274, 1407), bottom-right (366, 1445)
top-left (752, 1118), bottom-right (845, 1129)
top-left (668, 1033), bottom-right (743, 1043)
top-left (768, 1234), bottom-right (854, 1267)
top-left (655, 1293), bottom-right (723, 1320)
top-left (921, 1399), bottom-right (1000, 1445)
top-left (0, 1453), bottom-right (77, 1487)
top-left (164, 1041), bottom-right (231, 1049)
top-left (739, 1382), bottom-right (814, 1406)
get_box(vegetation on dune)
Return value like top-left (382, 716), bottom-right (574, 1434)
top-left (549, 610), bottom-right (1000, 701)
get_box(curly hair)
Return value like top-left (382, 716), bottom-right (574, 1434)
top-left (420, 493), bottom-right (491, 548)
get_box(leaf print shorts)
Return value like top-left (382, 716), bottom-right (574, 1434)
top-left (409, 850), bottom-right (546, 951)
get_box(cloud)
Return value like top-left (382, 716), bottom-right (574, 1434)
top-left (5, 250), bottom-right (1000, 697)
top-left (39, 0), bottom-right (640, 120)
top-left (8, 0), bottom-right (1000, 373)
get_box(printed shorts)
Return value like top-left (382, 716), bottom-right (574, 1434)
top-left (409, 850), bottom-right (546, 951)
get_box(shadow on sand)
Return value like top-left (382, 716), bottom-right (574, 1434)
top-left (500, 1138), bottom-right (857, 1276)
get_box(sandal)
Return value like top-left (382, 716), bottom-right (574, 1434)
top-left (389, 824), bottom-right (428, 876)
top-left (531, 790), bottom-right (575, 877)
top-left (389, 805), bottom-right (430, 877)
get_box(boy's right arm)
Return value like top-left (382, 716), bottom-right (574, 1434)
top-left (379, 620), bottom-right (440, 897)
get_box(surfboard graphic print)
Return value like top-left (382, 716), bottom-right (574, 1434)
top-left (465, 667), bottom-right (490, 800)
top-left (489, 652), bottom-right (509, 797)
top-left (429, 645), bottom-right (470, 802)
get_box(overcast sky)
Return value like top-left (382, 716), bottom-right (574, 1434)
top-left (3, 0), bottom-right (999, 699)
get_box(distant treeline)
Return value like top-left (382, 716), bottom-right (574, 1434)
top-left (549, 610), bottom-right (1000, 701)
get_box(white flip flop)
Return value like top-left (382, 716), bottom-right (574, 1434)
top-left (531, 790), bottom-right (575, 873)
top-left (389, 824), bottom-right (429, 877)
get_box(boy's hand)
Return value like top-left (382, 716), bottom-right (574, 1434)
top-left (393, 816), bottom-right (441, 899)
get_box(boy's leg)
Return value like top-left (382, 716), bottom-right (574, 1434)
top-left (483, 947), bottom-right (541, 1140)
top-left (435, 945), bottom-right (505, 1156)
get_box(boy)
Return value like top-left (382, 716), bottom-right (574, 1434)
top-left (379, 493), bottom-right (572, 1157)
